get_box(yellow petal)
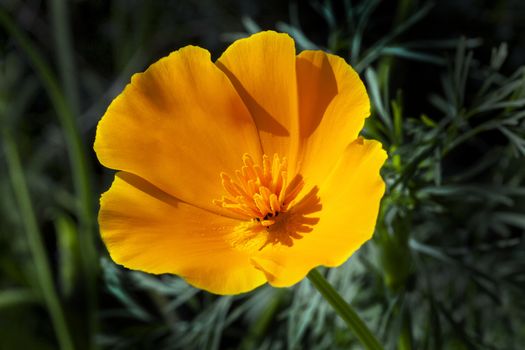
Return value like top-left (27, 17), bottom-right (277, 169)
top-left (94, 45), bottom-right (262, 215)
top-left (253, 138), bottom-right (387, 287)
top-left (296, 50), bottom-right (370, 190)
top-left (99, 172), bottom-right (266, 295)
top-left (216, 31), bottom-right (300, 174)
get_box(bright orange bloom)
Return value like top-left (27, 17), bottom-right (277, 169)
top-left (95, 31), bottom-right (387, 295)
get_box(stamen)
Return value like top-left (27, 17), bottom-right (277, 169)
top-left (284, 175), bottom-right (305, 206)
top-left (269, 194), bottom-right (280, 213)
top-left (214, 153), bottom-right (305, 227)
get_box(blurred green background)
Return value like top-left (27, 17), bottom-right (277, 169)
top-left (1, 0), bottom-right (525, 349)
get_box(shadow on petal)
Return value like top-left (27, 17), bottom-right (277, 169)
top-left (297, 52), bottom-right (339, 138)
top-left (216, 61), bottom-right (290, 137)
top-left (261, 186), bottom-right (322, 249)
top-left (114, 172), bottom-right (182, 208)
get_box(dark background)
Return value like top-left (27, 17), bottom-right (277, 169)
top-left (1, 1), bottom-right (524, 349)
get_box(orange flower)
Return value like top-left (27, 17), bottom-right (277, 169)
top-left (94, 31), bottom-right (387, 295)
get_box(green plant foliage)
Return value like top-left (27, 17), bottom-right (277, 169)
top-left (1, 0), bottom-right (524, 349)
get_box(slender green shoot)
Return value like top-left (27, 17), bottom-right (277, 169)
top-left (0, 8), bottom-right (98, 346)
top-left (307, 269), bottom-right (384, 350)
top-left (50, 0), bottom-right (81, 115)
top-left (2, 130), bottom-right (74, 350)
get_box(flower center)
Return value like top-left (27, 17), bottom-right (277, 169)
top-left (214, 154), bottom-right (304, 227)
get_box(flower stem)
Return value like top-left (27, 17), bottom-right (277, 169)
top-left (307, 269), bottom-right (384, 350)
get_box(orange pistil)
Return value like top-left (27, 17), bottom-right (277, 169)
top-left (214, 154), bottom-right (304, 227)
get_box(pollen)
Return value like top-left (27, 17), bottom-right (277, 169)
top-left (214, 154), bottom-right (305, 227)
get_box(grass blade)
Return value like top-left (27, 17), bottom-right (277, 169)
top-left (2, 130), bottom-right (74, 350)
top-left (0, 8), bottom-right (98, 346)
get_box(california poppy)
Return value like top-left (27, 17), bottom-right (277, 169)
top-left (95, 31), bottom-right (387, 295)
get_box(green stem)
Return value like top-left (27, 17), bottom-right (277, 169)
top-left (50, 0), bottom-right (81, 115)
top-left (0, 8), bottom-right (94, 236)
top-left (307, 269), bottom-right (384, 350)
top-left (0, 289), bottom-right (39, 309)
top-left (2, 130), bottom-right (75, 350)
top-left (398, 316), bottom-right (413, 350)
top-left (0, 8), bottom-right (98, 347)
top-left (0, 8), bottom-right (94, 235)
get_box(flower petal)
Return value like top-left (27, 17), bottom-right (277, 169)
top-left (94, 45), bottom-right (262, 215)
top-left (252, 138), bottom-right (386, 287)
top-left (216, 31), bottom-right (300, 173)
top-left (296, 50), bottom-right (370, 189)
top-left (99, 172), bottom-right (266, 295)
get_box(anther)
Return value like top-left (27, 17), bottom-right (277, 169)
top-left (214, 153), bottom-right (305, 227)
